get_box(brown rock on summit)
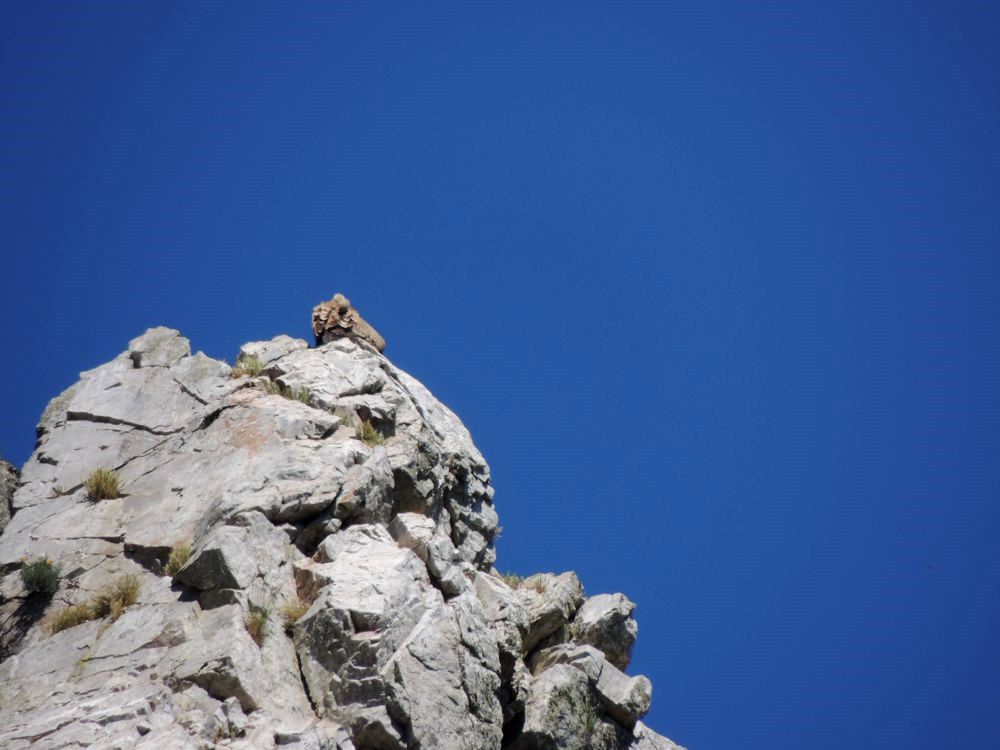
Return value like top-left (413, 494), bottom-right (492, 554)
top-left (311, 293), bottom-right (386, 352)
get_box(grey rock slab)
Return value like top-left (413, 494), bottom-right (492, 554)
top-left (239, 335), bottom-right (310, 366)
top-left (176, 512), bottom-right (291, 591)
top-left (513, 664), bottom-right (596, 750)
top-left (529, 643), bottom-right (652, 729)
top-left (0, 459), bottom-right (17, 532)
top-left (573, 593), bottom-right (639, 671)
top-left (128, 327), bottom-right (191, 368)
top-left (387, 512), bottom-right (435, 561)
top-left (473, 571), bottom-right (528, 661)
top-left (595, 661), bottom-right (653, 729)
top-left (66, 365), bottom-right (205, 435)
top-left (629, 722), bottom-right (688, 750)
top-left (517, 571), bottom-right (585, 654)
top-left (295, 524), bottom-right (502, 748)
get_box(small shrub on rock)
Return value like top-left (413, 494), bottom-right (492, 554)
top-left (230, 355), bottom-right (263, 378)
top-left (261, 379), bottom-right (311, 404)
top-left (500, 572), bottom-right (524, 589)
top-left (84, 468), bottom-right (120, 501)
top-left (280, 598), bottom-right (310, 634)
top-left (356, 419), bottom-right (384, 447)
top-left (20, 557), bottom-right (61, 596)
top-left (91, 574), bottom-right (142, 620)
top-left (48, 574), bottom-right (143, 634)
top-left (165, 544), bottom-right (191, 577)
top-left (245, 604), bottom-right (270, 646)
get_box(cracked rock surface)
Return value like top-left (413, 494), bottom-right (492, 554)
top-left (0, 327), bottom-right (685, 750)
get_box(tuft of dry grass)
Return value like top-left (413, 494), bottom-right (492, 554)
top-left (279, 598), bottom-right (310, 634)
top-left (48, 574), bottom-right (142, 634)
top-left (355, 419), bottom-right (384, 447)
top-left (500, 572), bottom-right (524, 589)
top-left (261, 379), bottom-right (311, 404)
top-left (49, 604), bottom-right (96, 634)
top-left (90, 574), bottom-right (142, 621)
top-left (85, 468), bottom-right (120, 501)
top-left (165, 544), bottom-right (191, 577)
top-left (230, 355), bottom-right (263, 378)
top-left (245, 605), bottom-right (270, 646)
top-left (520, 576), bottom-right (548, 595)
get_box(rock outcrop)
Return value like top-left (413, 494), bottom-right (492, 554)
top-left (0, 325), bottom-right (684, 750)
top-left (312, 293), bottom-right (386, 352)
top-left (0, 459), bottom-right (16, 533)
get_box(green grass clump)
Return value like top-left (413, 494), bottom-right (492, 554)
top-left (230, 355), bottom-right (264, 378)
top-left (48, 574), bottom-right (143, 634)
top-left (84, 468), bottom-right (120, 501)
top-left (245, 604), bottom-right (270, 646)
top-left (164, 544), bottom-right (191, 577)
top-left (261, 379), bottom-right (311, 404)
top-left (279, 597), bottom-right (310, 634)
top-left (20, 557), bottom-right (61, 596)
top-left (355, 419), bottom-right (384, 447)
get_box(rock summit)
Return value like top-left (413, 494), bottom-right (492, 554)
top-left (0, 323), bottom-right (684, 750)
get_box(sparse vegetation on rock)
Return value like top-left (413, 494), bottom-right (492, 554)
top-left (20, 558), bottom-right (61, 597)
top-left (280, 598), bottom-right (310, 634)
top-left (261, 379), bottom-right (311, 404)
top-left (356, 419), bottom-right (384, 446)
top-left (165, 543), bottom-right (191, 577)
top-left (245, 604), bottom-right (270, 646)
top-left (48, 574), bottom-right (142, 633)
top-left (84, 468), bottom-right (120, 501)
top-left (230, 354), bottom-right (264, 378)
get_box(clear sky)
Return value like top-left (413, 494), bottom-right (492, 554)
top-left (2, 3), bottom-right (999, 748)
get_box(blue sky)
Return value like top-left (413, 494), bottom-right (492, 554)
top-left (2, 3), bottom-right (999, 748)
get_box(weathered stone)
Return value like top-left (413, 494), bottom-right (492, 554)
top-left (573, 593), bottom-right (639, 671)
top-left (312, 293), bottom-right (386, 352)
top-left (595, 661), bottom-right (653, 729)
top-left (528, 642), bottom-right (652, 729)
top-left (0, 460), bottom-right (17, 533)
top-left (629, 722), bottom-right (688, 750)
top-left (175, 513), bottom-right (290, 592)
top-left (295, 524), bottom-right (501, 749)
top-left (128, 326), bottom-right (191, 368)
top-left (0, 324), bottom-right (679, 750)
top-left (239, 334), bottom-right (310, 367)
top-left (517, 571), bottom-right (585, 654)
top-left (513, 664), bottom-right (596, 750)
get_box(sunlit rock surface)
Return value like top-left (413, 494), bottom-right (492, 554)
top-left (0, 327), bottom-right (684, 750)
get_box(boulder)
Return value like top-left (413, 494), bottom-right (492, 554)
top-left (573, 593), bottom-right (639, 671)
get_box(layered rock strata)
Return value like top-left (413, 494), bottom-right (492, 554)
top-left (0, 327), bottom-right (684, 750)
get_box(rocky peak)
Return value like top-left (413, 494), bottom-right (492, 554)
top-left (0, 324), bottom-right (684, 750)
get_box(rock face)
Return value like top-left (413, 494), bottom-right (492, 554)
top-left (0, 459), bottom-right (16, 533)
top-left (0, 326), bottom-right (685, 750)
top-left (312, 293), bottom-right (386, 352)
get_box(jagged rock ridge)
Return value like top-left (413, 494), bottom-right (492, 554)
top-left (0, 326), bottom-right (684, 750)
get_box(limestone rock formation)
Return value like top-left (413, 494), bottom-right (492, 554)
top-left (312, 293), bottom-right (386, 352)
top-left (0, 459), bottom-right (16, 533)
top-left (0, 325), bottom-right (685, 750)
